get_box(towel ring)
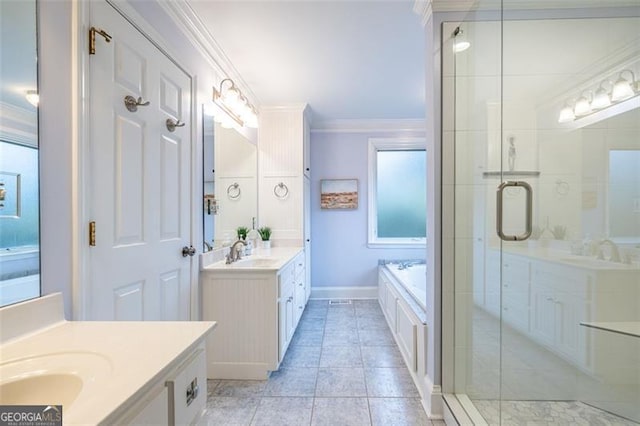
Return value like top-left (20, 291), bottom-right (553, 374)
top-left (227, 183), bottom-right (241, 200)
top-left (274, 182), bottom-right (289, 199)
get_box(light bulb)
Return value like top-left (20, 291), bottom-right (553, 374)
top-left (573, 95), bottom-right (592, 116)
top-left (611, 75), bottom-right (635, 102)
top-left (591, 86), bottom-right (611, 110)
top-left (453, 41), bottom-right (470, 53)
top-left (558, 104), bottom-right (575, 123)
top-left (223, 86), bottom-right (240, 109)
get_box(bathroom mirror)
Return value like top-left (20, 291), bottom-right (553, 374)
top-left (578, 108), bottom-right (640, 243)
top-left (202, 113), bottom-right (257, 251)
top-left (0, 0), bottom-right (40, 306)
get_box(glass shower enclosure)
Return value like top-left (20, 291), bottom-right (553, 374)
top-left (444, 3), bottom-right (640, 424)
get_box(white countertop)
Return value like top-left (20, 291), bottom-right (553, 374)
top-left (0, 319), bottom-right (216, 424)
top-left (202, 246), bottom-right (303, 272)
top-left (495, 245), bottom-right (639, 272)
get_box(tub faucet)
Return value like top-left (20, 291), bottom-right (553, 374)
top-left (596, 239), bottom-right (621, 262)
top-left (226, 240), bottom-right (247, 264)
top-left (204, 241), bottom-right (212, 252)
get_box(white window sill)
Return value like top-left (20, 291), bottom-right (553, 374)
top-left (367, 241), bottom-right (427, 249)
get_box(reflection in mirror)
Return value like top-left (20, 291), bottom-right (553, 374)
top-left (0, 0), bottom-right (40, 306)
top-left (579, 108), bottom-right (640, 245)
top-left (609, 150), bottom-right (640, 240)
top-left (202, 112), bottom-right (257, 251)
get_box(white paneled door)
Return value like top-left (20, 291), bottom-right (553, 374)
top-left (87, 2), bottom-right (192, 320)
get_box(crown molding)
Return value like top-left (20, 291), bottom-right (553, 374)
top-left (157, 1), bottom-right (259, 107)
top-left (416, 0), bottom-right (640, 21)
top-left (413, 0), bottom-right (433, 26)
top-left (311, 118), bottom-right (426, 134)
top-left (0, 102), bottom-right (37, 147)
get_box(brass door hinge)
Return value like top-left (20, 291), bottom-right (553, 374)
top-left (89, 221), bottom-right (96, 246)
top-left (89, 27), bottom-right (112, 55)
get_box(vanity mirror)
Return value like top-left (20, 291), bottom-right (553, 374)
top-left (202, 112), bottom-right (257, 251)
top-left (575, 107), bottom-right (640, 245)
top-left (0, 0), bottom-right (40, 307)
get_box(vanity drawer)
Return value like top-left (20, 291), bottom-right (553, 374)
top-left (167, 344), bottom-right (207, 425)
top-left (279, 263), bottom-right (296, 297)
top-left (293, 251), bottom-right (305, 278)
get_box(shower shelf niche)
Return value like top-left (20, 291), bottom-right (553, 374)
top-left (482, 170), bottom-right (541, 178)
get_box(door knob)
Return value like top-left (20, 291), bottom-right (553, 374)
top-left (182, 245), bottom-right (196, 257)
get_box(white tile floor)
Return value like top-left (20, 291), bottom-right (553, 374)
top-left (200, 299), bottom-right (443, 426)
top-left (468, 308), bottom-right (640, 425)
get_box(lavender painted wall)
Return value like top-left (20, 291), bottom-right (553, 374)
top-left (310, 129), bottom-right (426, 289)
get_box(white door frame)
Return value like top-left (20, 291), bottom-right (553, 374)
top-left (72, 0), bottom-right (199, 320)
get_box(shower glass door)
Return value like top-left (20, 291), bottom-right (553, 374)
top-left (450, 3), bottom-right (640, 424)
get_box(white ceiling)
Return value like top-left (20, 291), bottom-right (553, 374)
top-left (187, 0), bottom-right (426, 123)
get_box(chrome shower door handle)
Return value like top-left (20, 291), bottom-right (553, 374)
top-left (496, 180), bottom-right (533, 241)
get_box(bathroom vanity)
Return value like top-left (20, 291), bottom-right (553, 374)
top-left (477, 246), bottom-right (640, 378)
top-left (201, 247), bottom-right (308, 379)
top-left (0, 294), bottom-right (216, 425)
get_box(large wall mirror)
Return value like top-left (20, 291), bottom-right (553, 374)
top-left (203, 111), bottom-right (257, 251)
top-left (0, 0), bottom-right (40, 306)
top-left (579, 107), bottom-right (640, 245)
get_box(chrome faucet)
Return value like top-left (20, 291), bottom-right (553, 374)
top-left (596, 239), bottom-right (621, 262)
top-left (203, 241), bottom-right (212, 252)
top-left (225, 239), bottom-right (247, 264)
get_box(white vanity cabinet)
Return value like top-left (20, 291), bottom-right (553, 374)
top-left (477, 248), bottom-right (640, 376)
top-left (202, 248), bottom-right (307, 380)
top-left (115, 343), bottom-right (207, 425)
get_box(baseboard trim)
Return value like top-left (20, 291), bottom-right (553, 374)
top-left (207, 362), bottom-right (271, 380)
top-left (422, 376), bottom-right (444, 419)
top-left (310, 286), bottom-right (377, 300)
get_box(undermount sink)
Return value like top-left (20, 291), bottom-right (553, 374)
top-left (0, 352), bottom-right (113, 407)
top-left (232, 257), bottom-right (278, 268)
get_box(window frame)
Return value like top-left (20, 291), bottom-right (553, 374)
top-left (367, 137), bottom-right (427, 248)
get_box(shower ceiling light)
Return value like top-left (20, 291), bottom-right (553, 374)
top-left (452, 27), bottom-right (470, 53)
top-left (213, 78), bottom-right (258, 128)
top-left (611, 70), bottom-right (636, 102)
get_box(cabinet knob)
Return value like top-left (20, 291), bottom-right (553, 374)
top-left (306, 167), bottom-right (310, 171)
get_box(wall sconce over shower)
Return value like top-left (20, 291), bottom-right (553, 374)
top-left (212, 78), bottom-right (258, 128)
top-left (558, 69), bottom-right (638, 123)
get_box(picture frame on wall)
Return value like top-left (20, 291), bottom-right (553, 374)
top-left (320, 179), bottom-right (358, 209)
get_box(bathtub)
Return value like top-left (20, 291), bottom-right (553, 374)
top-left (383, 260), bottom-right (426, 311)
top-left (0, 246), bottom-right (40, 281)
top-left (378, 260), bottom-right (436, 414)
top-left (0, 246), bottom-right (40, 306)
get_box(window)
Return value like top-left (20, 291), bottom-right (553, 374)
top-left (368, 138), bottom-right (426, 247)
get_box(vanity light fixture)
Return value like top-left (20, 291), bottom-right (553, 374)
top-left (573, 91), bottom-right (592, 116)
top-left (212, 78), bottom-right (258, 128)
top-left (25, 90), bottom-right (39, 107)
top-left (558, 68), bottom-right (639, 123)
top-left (452, 27), bottom-right (470, 53)
top-left (591, 80), bottom-right (612, 110)
top-left (611, 70), bottom-right (637, 102)
top-left (558, 101), bottom-right (575, 123)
